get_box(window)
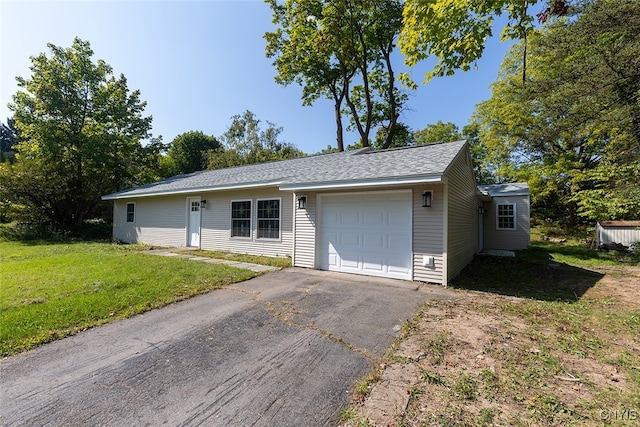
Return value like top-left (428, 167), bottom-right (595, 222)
top-left (257, 199), bottom-right (280, 239)
top-left (497, 203), bottom-right (516, 230)
top-left (231, 200), bottom-right (251, 238)
top-left (126, 203), bottom-right (135, 223)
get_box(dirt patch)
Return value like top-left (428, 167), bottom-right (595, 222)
top-left (340, 266), bottom-right (640, 426)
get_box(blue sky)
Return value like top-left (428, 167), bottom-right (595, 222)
top-left (1, 1), bottom-right (514, 154)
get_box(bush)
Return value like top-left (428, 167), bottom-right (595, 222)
top-left (0, 219), bottom-right (112, 242)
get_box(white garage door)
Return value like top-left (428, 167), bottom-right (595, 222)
top-left (319, 191), bottom-right (412, 280)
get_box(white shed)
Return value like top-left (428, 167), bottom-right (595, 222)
top-left (596, 221), bottom-right (640, 248)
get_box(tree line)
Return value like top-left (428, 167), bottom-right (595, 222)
top-left (2, 0), bottom-right (638, 233)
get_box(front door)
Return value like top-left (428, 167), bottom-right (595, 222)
top-left (187, 197), bottom-right (201, 247)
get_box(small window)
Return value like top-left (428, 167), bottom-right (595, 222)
top-left (126, 203), bottom-right (135, 223)
top-left (231, 200), bottom-right (251, 238)
top-left (497, 204), bottom-right (516, 230)
top-left (257, 199), bottom-right (280, 239)
top-left (191, 200), bottom-right (200, 212)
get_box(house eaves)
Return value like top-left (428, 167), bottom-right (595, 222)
top-left (101, 179), bottom-right (284, 200)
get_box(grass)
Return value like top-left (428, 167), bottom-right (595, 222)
top-left (0, 240), bottom-right (258, 356)
top-left (175, 249), bottom-right (292, 268)
top-left (343, 227), bottom-right (640, 426)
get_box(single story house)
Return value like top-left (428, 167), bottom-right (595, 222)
top-left (596, 220), bottom-right (640, 248)
top-left (102, 140), bottom-right (530, 284)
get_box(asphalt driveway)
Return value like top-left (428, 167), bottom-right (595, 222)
top-left (0, 268), bottom-right (455, 426)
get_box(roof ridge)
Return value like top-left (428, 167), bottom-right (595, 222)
top-left (364, 139), bottom-right (466, 155)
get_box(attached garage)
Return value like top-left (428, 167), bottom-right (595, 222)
top-left (318, 191), bottom-right (412, 280)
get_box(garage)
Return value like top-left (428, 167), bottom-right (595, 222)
top-left (318, 190), bottom-right (413, 280)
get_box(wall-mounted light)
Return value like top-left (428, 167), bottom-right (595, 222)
top-left (477, 206), bottom-right (484, 215)
top-left (201, 200), bottom-right (207, 209)
top-left (422, 191), bottom-right (432, 208)
top-left (297, 195), bottom-right (307, 209)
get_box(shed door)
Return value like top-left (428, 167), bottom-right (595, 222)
top-left (318, 191), bottom-right (412, 280)
top-left (187, 197), bottom-right (201, 247)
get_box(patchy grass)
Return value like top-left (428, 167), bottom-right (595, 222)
top-left (340, 233), bottom-right (640, 427)
top-left (0, 241), bottom-right (258, 357)
top-left (175, 249), bottom-right (291, 268)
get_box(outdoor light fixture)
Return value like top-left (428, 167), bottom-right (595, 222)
top-left (422, 191), bottom-right (432, 208)
top-left (201, 200), bottom-right (207, 209)
top-left (297, 195), bottom-right (307, 209)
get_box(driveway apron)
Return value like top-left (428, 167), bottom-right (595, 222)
top-left (0, 268), bottom-right (455, 426)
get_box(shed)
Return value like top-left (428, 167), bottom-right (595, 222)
top-left (596, 221), bottom-right (640, 248)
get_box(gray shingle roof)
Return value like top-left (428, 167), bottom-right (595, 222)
top-left (477, 182), bottom-right (529, 197)
top-left (103, 140), bottom-right (467, 199)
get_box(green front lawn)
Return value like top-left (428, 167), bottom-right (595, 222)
top-left (0, 241), bottom-right (258, 357)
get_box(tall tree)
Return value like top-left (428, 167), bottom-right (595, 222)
top-left (413, 121), bottom-right (461, 145)
top-left (168, 131), bottom-right (220, 175)
top-left (6, 37), bottom-right (152, 227)
top-left (207, 110), bottom-right (304, 169)
top-left (399, 0), bottom-right (574, 84)
top-left (265, 0), bottom-right (409, 150)
top-left (472, 0), bottom-right (640, 223)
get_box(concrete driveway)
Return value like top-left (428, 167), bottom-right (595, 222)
top-left (0, 268), bottom-right (455, 427)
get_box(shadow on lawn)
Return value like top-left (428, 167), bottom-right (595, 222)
top-left (451, 251), bottom-right (604, 303)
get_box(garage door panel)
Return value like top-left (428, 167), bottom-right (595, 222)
top-left (363, 233), bottom-right (384, 249)
top-left (389, 234), bottom-right (411, 250)
top-left (363, 257), bottom-right (385, 272)
top-left (319, 191), bottom-right (412, 280)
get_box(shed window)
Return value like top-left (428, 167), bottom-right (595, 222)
top-left (257, 199), bottom-right (280, 239)
top-left (231, 200), bottom-right (251, 238)
top-left (126, 203), bottom-right (135, 223)
top-left (497, 204), bottom-right (516, 230)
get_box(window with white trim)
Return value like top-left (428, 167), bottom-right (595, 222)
top-left (126, 203), bottom-right (135, 223)
top-left (231, 200), bottom-right (251, 238)
top-left (497, 203), bottom-right (516, 230)
top-left (257, 199), bottom-right (280, 239)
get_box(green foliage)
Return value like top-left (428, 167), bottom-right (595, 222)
top-left (6, 38), bottom-right (153, 227)
top-left (168, 130), bottom-right (220, 175)
top-left (472, 0), bottom-right (640, 224)
top-left (400, 0), bottom-right (541, 83)
top-left (265, 0), bottom-right (411, 151)
top-left (413, 120), bottom-right (461, 145)
top-left (207, 110), bottom-right (304, 168)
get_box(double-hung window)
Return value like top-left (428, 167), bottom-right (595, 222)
top-left (257, 199), bottom-right (280, 239)
top-left (126, 203), bottom-right (135, 223)
top-left (231, 200), bottom-right (251, 238)
top-left (497, 203), bottom-right (516, 230)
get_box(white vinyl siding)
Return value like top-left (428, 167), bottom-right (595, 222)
top-left (293, 192), bottom-right (316, 268)
top-left (483, 196), bottom-right (530, 250)
top-left (200, 188), bottom-right (293, 258)
top-left (113, 196), bottom-right (187, 246)
top-left (444, 147), bottom-right (480, 282)
top-left (412, 185), bottom-right (445, 284)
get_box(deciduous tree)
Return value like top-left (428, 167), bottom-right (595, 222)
top-left (472, 0), bottom-right (640, 223)
top-left (7, 38), bottom-right (152, 227)
top-left (168, 131), bottom-right (220, 175)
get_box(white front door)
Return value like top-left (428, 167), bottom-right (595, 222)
top-left (187, 197), bottom-right (201, 247)
top-left (318, 191), bottom-right (412, 280)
